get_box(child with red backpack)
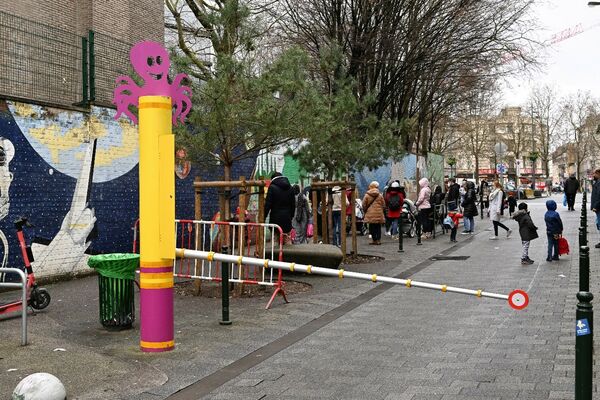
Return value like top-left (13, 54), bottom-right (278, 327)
top-left (444, 210), bottom-right (463, 243)
top-left (385, 181), bottom-right (405, 239)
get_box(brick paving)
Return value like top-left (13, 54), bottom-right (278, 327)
top-left (200, 196), bottom-right (599, 400)
top-left (1, 195), bottom-right (597, 399)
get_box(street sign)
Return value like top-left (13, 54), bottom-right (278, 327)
top-left (508, 289), bottom-right (529, 310)
top-left (576, 318), bottom-right (591, 336)
top-left (494, 142), bottom-right (508, 156)
top-left (496, 163), bottom-right (508, 174)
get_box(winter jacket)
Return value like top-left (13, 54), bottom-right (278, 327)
top-left (592, 178), bottom-right (600, 211)
top-left (448, 212), bottom-right (463, 227)
top-left (544, 200), bottom-right (563, 235)
top-left (385, 188), bottom-right (405, 219)
top-left (415, 178), bottom-right (432, 210)
top-left (362, 188), bottom-right (386, 224)
top-left (512, 209), bottom-right (539, 241)
top-left (447, 183), bottom-right (460, 203)
top-left (264, 176), bottom-right (296, 233)
top-left (479, 181), bottom-right (490, 201)
top-left (331, 188), bottom-right (349, 212)
top-left (461, 181), bottom-right (479, 217)
top-left (488, 188), bottom-right (503, 222)
top-left (564, 177), bottom-right (580, 194)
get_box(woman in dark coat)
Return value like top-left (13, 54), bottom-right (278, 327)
top-left (461, 181), bottom-right (478, 234)
top-left (264, 172), bottom-right (295, 243)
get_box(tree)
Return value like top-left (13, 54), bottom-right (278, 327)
top-left (561, 91), bottom-right (598, 180)
top-left (166, 0), bottom-right (319, 219)
top-left (459, 86), bottom-right (497, 182)
top-left (528, 85), bottom-right (563, 178)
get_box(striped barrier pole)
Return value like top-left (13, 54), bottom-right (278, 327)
top-left (175, 249), bottom-right (529, 310)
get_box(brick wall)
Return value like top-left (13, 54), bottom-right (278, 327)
top-left (0, 1), bottom-right (163, 108)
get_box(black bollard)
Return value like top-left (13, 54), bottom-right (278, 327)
top-left (575, 291), bottom-right (593, 400)
top-left (398, 220), bottom-right (404, 253)
top-left (219, 245), bottom-right (232, 325)
top-left (579, 227), bottom-right (587, 248)
top-left (579, 246), bottom-right (590, 293)
top-left (416, 217), bottom-right (422, 246)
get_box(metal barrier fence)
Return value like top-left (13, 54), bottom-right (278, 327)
top-left (132, 219), bottom-right (288, 309)
top-left (0, 268), bottom-right (28, 345)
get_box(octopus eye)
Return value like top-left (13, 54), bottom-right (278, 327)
top-left (147, 57), bottom-right (154, 66)
top-left (156, 56), bottom-right (162, 65)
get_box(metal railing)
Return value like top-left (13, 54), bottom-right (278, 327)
top-left (0, 268), bottom-right (28, 345)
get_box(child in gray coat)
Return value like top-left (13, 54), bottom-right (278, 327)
top-left (512, 203), bottom-right (538, 265)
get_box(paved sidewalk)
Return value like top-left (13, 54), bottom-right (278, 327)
top-left (196, 196), bottom-right (599, 400)
top-left (0, 195), bottom-right (597, 399)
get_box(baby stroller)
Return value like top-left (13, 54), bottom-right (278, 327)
top-left (347, 198), bottom-right (368, 236)
top-left (400, 199), bottom-right (417, 238)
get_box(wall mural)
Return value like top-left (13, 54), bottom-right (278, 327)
top-left (0, 101), bottom-right (185, 279)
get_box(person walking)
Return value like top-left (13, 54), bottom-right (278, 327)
top-left (362, 181), bottom-right (386, 245)
top-left (461, 181), bottom-right (478, 234)
top-left (591, 168), bottom-right (600, 249)
top-left (488, 180), bottom-right (512, 240)
top-left (292, 184), bottom-right (310, 244)
top-left (331, 186), bottom-right (349, 247)
top-left (447, 178), bottom-right (460, 211)
top-left (512, 202), bottom-right (538, 265)
top-left (265, 172), bottom-right (296, 244)
top-left (544, 199), bottom-right (563, 262)
top-left (564, 174), bottom-right (579, 211)
top-left (385, 181), bottom-right (405, 239)
top-left (479, 178), bottom-right (491, 217)
top-left (415, 178), bottom-right (433, 239)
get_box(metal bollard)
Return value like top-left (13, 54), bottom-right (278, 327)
top-left (398, 220), bottom-right (404, 253)
top-left (579, 246), bottom-right (590, 293)
top-left (219, 245), bottom-right (232, 325)
top-left (416, 217), bottom-right (422, 246)
top-left (579, 226), bottom-right (587, 248)
top-left (575, 291), bottom-right (593, 400)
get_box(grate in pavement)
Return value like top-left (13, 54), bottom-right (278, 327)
top-left (429, 255), bottom-right (470, 261)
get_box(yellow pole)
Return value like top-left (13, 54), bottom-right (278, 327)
top-left (138, 95), bottom-right (175, 352)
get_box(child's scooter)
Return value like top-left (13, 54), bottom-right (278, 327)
top-left (0, 217), bottom-right (50, 314)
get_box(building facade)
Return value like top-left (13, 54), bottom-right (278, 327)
top-left (450, 106), bottom-right (546, 185)
top-left (0, 3), bottom-right (255, 280)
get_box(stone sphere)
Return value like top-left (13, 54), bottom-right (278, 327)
top-left (12, 373), bottom-right (66, 400)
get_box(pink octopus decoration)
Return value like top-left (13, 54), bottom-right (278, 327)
top-left (113, 41), bottom-right (192, 125)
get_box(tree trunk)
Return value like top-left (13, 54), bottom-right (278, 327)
top-left (474, 156), bottom-right (480, 182)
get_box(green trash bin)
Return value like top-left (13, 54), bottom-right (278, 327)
top-left (88, 253), bottom-right (139, 330)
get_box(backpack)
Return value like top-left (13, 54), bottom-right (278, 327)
top-left (388, 193), bottom-right (401, 211)
top-left (443, 215), bottom-right (454, 229)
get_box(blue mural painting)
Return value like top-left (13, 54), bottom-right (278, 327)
top-left (0, 100), bottom-right (255, 279)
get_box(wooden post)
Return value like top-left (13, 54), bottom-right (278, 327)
top-left (340, 183), bottom-right (347, 260)
top-left (351, 186), bottom-right (358, 256)
top-left (236, 176), bottom-right (246, 296)
top-left (311, 177), bottom-right (319, 244)
top-left (321, 187), bottom-right (328, 244)
top-left (257, 177), bottom-right (265, 256)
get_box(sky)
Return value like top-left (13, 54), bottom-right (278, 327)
top-left (501, 0), bottom-right (600, 107)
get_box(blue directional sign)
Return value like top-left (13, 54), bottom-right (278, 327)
top-left (576, 319), bottom-right (590, 336)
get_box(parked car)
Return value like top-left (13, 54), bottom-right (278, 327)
top-left (505, 183), bottom-right (534, 200)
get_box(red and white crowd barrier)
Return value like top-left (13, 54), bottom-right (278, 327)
top-left (132, 219), bottom-right (288, 309)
